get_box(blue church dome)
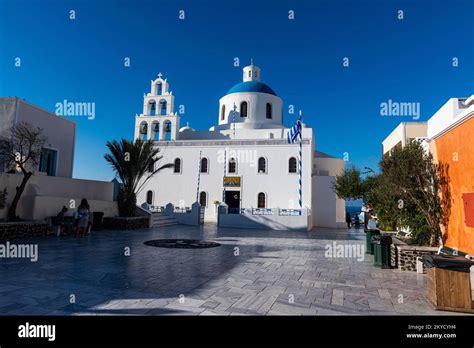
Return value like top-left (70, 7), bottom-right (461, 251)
top-left (227, 81), bottom-right (277, 96)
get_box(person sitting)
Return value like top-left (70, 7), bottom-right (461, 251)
top-left (54, 206), bottom-right (68, 236)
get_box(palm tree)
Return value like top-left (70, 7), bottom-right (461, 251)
top-left (104, 138), bottom-right (173, 217)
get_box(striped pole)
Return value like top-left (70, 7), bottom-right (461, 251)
top-left (196, 150), bottom-right (202, 203)
top-left (222, 148), bottom-right (227, 202)
top-left (298, 111), bottom-right (303, 213)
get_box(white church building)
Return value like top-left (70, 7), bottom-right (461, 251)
top-left (134, 64), bottom-right (346, 230)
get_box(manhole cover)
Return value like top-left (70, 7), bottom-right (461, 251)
top-left (144, 239), bottom-right (221, 249)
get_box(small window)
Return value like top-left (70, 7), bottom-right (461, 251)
top-left (266, 103), bottom-right (272, 119)
top-left (257, 192), bottom-right (266, 208)
top-left (200, 158), bottom-right (208, 173)
top-left (228, 158), bottom-right (237, 173)
top-left (146, 190), bottom-right (153, 205)
top-left (248, 71), bottom-right (251, 77)
top-left (240, 101), bottom-right (248, 118)
top-left (221, 105), bottom-right (225, 120)
top-left (258, 157), bottom-right (266, 173)
top-left (174, 158), bottom-right (181, 173)
top-left (199, 191), bottom-right (207, 207)
top-left (39, 148), bottom-right (57, 176)
top-left (289, 157), bottom-right (297, 173)
top-left (156, 83), bottom-right (162, 95)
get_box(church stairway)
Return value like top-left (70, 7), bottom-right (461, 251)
top-left (151, 212), bottom-right (179, 227)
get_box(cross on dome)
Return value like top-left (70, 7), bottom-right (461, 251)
top-left (157, 72), bottom-right (163, 79)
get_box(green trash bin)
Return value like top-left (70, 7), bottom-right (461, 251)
top-left (365, 229), bottom-right (380, 255)
top-left (373, 235), bottom-right (392, 269)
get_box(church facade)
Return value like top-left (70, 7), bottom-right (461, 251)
top-left (134, 65), bottom-right (346, 229)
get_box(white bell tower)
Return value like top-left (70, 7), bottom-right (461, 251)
top-left (243, 62), bottom-right (261, 82)
top-left (134, 72), bottom-right (180, 141)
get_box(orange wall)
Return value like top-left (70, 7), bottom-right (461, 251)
top-left (435, 117), bottom-right (474, 255)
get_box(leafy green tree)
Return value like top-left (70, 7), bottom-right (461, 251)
top-left (334, 165), bottom-right (366, 200)
top-left (379, 141), bottom-right (450, 246)
top-left (104, 138), bottom-right (173, 217)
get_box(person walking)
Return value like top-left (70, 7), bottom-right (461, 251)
top-left (345, 211), bottom-right (352, 229)
top-left (354, 213), bottom-right (360, 230)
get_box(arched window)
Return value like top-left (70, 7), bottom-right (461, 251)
top-left (257, 192), bottom-right (266, 208)
top-left (228, 158), bottom-right (237, 173)
top-left (139, 122), bottom-right (148, 140)
top-left (199, 191), bottom-right (207, 207)
top-left (200, 158), bottom-right (208, 173)
top-left (156, 83), bottom-right (162, 95)
top-left (164, 120), bottom-right (172, 141)
top-left (288, 157), bottom-right (297, 173)
top-left (174, 158), bottom-right (181, 173)
top-left (149, 100), bottom-right (156, 116)
top-left (258, 157), bottom-right (266, 173)
top-left (152, 122), bottom-right (159, 140)
top-left (266, 103), bottom-right (272, 119)
top-left (146, 190), bottom-right (153, 205)
top-left (221, 105), bottom-right (226, 120)
top-left (160, 100), bottom-right (167, 115)
top-left (240, 101), bottom-right (248, 118)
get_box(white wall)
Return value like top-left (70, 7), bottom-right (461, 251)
top-left (312, 175), bottom-right (345, 228)
top-left (14, 98), bottom-right (76, 178)
top-left (427, 98), bottom-right (474, 139)
top-left (381, 122), bottom-right (427, 154)
top-left (137, 139), bottom-right (314, 223)
top-left (23, 196), bottom-right (117, 220)
top-left (0, 173), bottom-right (116, 220)
top-left (218, 208), bottom-right (310, 231)
top-left (218, 92), bottom-right (283, 129)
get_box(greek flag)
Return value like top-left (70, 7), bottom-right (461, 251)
top-left (287, 119), bottom-right (301, 144)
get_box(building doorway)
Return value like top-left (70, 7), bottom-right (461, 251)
top-left (225, 190), bottom-right (240, 214)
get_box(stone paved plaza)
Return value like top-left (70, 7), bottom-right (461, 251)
top-left (0, 224), bottom-right (458, 315)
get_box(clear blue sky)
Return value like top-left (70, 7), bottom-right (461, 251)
top-left (1, 0), bottom-right (472, 181)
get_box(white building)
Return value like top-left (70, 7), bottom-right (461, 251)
top-left (135, 65), bottom-right (345, 230)
top-left (0, 97), bottom-right (117, 220)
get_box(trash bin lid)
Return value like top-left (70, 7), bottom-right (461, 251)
top-left (371, 235), bottom-right (382, 243)
top-left (422, 254), bottom-right (474, 273)
top-left (380, 235), bottom-right (392, 245)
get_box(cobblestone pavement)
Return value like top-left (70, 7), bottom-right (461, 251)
top-left (0, 224), bottom-right (460, 315)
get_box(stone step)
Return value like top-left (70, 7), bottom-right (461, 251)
top-left (151, 213), bottom-right (178, 227)
top-left (152, 221), bottom-right (178, 227)
top-left (152, 216), bottom-right (176, 222)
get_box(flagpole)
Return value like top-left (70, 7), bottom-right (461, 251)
top-left (222, 148), bottom-right (227, 203)
top-left (298, 110), bottom-right (303, 214)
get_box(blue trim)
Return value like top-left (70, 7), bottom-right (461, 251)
top-left (227, 81), bottom-right (277, 96)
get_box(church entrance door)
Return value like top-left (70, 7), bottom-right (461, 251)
top-left (225, 190), bottom-right (240, 214)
